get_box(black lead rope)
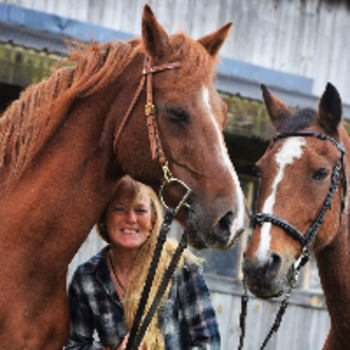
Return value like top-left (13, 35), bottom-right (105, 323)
top-left (125, 165), bottom-right (192, 349)
top-left (126, 211), bottom-right (188, 350)
top-left (125, 208), bottom-right (175, 350)
top-left (238, 252), bottom-right (309, 350)
top-left (237, 281), bottom-right (248, 350)
top-left (132, 234), bottom-right (187, 348)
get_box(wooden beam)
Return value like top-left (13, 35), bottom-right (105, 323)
top-left (0, 42), bottom-right (63, 87)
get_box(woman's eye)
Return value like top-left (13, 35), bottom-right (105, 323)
top-left (312, 168), bottom-right (330, 181)
top-left (114, 207), bottom-right (125, 213)
top-left (135, 208), bottom-right (149, 214)
top-left (165, 107), bottom-right (190, 123)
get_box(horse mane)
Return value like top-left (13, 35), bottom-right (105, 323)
top-left (0, 40), bottom-right (138, 186)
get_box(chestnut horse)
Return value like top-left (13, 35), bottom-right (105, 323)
top-left (243, 83), bottom-right (350, 349)
top-left (0, 5), bottom-right (246, 349)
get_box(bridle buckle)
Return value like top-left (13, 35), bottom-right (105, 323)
top-left (145, 103), bottom-right (156, 116)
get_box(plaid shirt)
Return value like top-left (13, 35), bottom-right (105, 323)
top-left (65, 246), bottom-right (220, 350)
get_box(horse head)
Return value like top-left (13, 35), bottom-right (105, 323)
top-left (243, 83), bottom-right (346, 297)
top-left (112, 5), bottom-right (246, 249)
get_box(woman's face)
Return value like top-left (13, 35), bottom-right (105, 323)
top-left (106, 187), bottom-right (153, 250)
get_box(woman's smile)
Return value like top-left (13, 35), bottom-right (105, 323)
top-left (121, 228), bottom-right (139, 234)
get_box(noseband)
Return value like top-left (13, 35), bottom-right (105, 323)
top-left (253, 131), bottom-right (347, 262)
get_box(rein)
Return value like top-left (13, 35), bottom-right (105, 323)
top-left (113, 54), bottom-right (193, 350)
top-left (238, 131), bottom-right (347, 350)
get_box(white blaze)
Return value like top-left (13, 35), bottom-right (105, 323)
top-left (256, 137), bottom-right (306, 261)
top-left (202, 87), bottom-right (245, 241)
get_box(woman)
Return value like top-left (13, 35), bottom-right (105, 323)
top-left (65, 176), bottom-right (220, 350)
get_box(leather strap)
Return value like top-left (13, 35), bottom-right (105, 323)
top-left (113, 74), bottom-right (146, 152)
top-left (113, 55), bottom-right (181, 166)
top-left (144, 56), bottom-right (166, 165)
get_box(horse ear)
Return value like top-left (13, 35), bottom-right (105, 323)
top-left (197, 22), bottom-right (233, 57)
top-left (317, 83), bottom-right (342, 135)
top-left (261, 84), bottom-right (292, 130)
top-left (141, 4), bottom-right (170, 59)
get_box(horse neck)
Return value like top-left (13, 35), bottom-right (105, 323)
top-left (314, 125), bottom-right (350, 343)
top-left (315, 220), bottom-right (350, 344)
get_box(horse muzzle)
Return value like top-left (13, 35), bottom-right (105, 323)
top-left (242, 252), bottom-right (292, 298)
top-left (186, 209), bottom-right (245, 249)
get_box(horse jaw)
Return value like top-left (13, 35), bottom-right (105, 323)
top-left (183, 180), bottom-right (246, 250)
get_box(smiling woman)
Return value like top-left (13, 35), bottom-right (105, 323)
top-left (103, 181), bottom-right (154, 250)
top-left (65, 175), bottom-right (221, 350)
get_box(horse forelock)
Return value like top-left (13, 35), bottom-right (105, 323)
top-left (0, 40), bottom-right (137, 188)
top-left (153, 32), bottom-right (215, 90)
top-left (278, 108), bottom-right (316, 133)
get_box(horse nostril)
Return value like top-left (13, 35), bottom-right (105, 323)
top-left (266, 252), bottom-right (282, 279)
top-left (218, 211), bottom-right (233, 228)
top-left (243, 252), bottom-right (282, 282)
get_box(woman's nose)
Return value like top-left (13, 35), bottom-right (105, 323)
top-left (125, 210), bottom-right (137, 222)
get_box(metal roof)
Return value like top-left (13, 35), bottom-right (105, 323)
top-left (0, 20), bottom-right (69, 55)
top-left (0, 3), bottom-right (133, 54)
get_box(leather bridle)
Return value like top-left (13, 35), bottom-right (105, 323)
top-left (113, 54), bottom-right (181, 171)
top-left (253, 131), bottom-right (347, 262)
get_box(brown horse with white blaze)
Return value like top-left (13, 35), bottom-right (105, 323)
top-left (243, 83), bottom-right (350, 349)
top-left (0, 5), bottom-right (246, 349)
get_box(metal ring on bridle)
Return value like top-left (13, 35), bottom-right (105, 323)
top-left (159, 177), bottom-right (192, 216)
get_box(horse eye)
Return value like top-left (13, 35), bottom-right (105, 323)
top-left (312, 168), bottom-right (330, 181)
top-left (165, 107), bottom-right (190, 123)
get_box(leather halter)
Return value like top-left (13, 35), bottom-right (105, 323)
top-left (253, 131), bottom-right (347, 258)
top-left (113, 55), bottom-right (181, 166)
